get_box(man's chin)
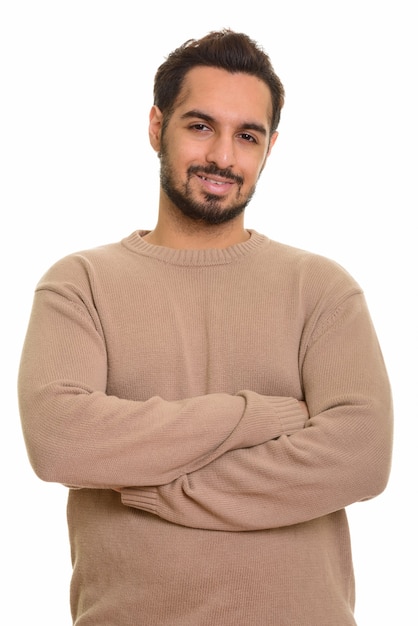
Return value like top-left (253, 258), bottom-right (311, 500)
top-left (177, 203), bottom-right (247, 226)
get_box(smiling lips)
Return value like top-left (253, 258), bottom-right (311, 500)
top-left (196, 173), bottom-right (235, 194)
top-left (198, 175), bottom-right (230, 185)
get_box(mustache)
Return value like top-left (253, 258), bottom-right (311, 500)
top-left (188, 164), bottom-right (244, 186)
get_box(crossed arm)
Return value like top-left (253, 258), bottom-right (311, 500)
top-left (18, 287), bottom-right (308, 491)
top-left (119, 295), bottom-right (393, 530)
top-left (18, 281), bottom-right (392, 531)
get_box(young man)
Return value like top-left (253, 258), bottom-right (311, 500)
top-left (18, 29), bottom-right (393, 625)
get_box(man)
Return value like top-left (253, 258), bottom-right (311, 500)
top-left (18, 29), bottom-right (393, 625)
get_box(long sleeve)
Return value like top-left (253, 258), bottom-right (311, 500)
top-left (23, 231), bottom-right (389, 625)
top-left (18, 255), bottom-right (306, 490)
top-left (18, 231), bottom-right (392, 624)
top-left (121, 291), bottom-right (393, 529)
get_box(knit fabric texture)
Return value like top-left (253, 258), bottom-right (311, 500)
top-left (18, 230), bottom-right (393, 625)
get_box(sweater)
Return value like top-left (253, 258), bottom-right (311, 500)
top-left (18, 230), bottom-right (393, 625)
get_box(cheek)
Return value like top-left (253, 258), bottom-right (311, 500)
top-left (243, 156), bottom-right (267, 183)
top-left (169, 131), bottom-right (205, 163)
top-left (173, 146), bottom-right (204, 172)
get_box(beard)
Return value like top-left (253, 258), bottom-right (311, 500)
top-left (159, 142), bottom-right (256, 226)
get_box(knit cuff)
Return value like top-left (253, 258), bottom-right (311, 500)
top-left (121, 488), bottom-right (158, 513)
top-left (261, 396), bottom-right (308, 435)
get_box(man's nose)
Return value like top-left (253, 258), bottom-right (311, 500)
top-left (205, 134), bottom-right (236, 170)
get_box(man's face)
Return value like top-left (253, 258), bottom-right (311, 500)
top-left (150, 66), bottom-right (278, 226)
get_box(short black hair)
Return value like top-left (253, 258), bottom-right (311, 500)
top-left (153, 29), bottom-right (285, 136)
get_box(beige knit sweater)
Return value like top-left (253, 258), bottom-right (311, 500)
top-left (18, 230), bottom-right (393, 625)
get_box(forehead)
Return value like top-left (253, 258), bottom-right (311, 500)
top-left (174, 66), bottom-right (273, 129)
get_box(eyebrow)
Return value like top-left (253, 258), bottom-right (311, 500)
top-left (180, 109), bottom-right (268, 137)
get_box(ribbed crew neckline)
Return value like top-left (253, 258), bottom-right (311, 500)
top-left (122, 229), bottom-right (269, 267)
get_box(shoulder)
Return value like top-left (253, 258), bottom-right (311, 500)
top-left (263, 237), bottom-right (362, 294)
top-left (36, 233), bottom-right (140, 285)
top-left (31, 237), bottom-right (142, 309)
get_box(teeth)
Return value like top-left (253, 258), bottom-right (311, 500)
top-left (200, 176), bottom-right (225, 185)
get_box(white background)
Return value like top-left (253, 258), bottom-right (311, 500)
top-left (1, 1), bottom-right (416, 624)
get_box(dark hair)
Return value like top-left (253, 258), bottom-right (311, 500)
top-left (153, 29), bottom-right (285, 135)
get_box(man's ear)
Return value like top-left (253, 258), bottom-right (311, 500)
top-left (149, 105), bottom-right (164, 152)
top-left (267, 131), bottom-right (279, 157)
top-left (259, 131), bottom-right (279, 176)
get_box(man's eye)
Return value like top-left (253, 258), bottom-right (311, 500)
top-left (239, 133), bottom-right (257, 143)
top-left (191, 123), bottom-right (210, 131)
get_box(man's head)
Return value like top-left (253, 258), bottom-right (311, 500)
top-left (149, 30), bottom-right (284, 230)
top-left (153, 29), bottom-right (285, 138)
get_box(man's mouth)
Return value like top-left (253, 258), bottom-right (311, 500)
top-left (197, 175), bottom-right (232, 185)
top-left (195, 173), bottom-right (235, 195)
top-left (189, 165), bottom-right (243, 188)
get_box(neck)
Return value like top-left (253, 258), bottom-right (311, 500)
top-left (143, 197), bottom-right (250, 250)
